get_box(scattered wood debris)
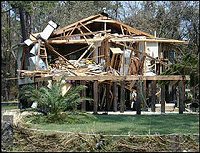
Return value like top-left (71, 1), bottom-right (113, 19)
top-left (9, 125), bottom-right (199, 152)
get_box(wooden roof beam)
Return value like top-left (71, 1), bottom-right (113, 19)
top-left (47, 37), bottom-right (104, 44)
top-left (53, 14), bottom-right (103, 35)
top-left (79, 22), bottom-right (94, 35)
top-left (110, 38), bottom-right (188, 44)
top-left (49, 29), bottom-right (111, 40)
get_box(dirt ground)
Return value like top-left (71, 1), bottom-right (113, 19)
top-left (8, 125), bottom-right (199, 152)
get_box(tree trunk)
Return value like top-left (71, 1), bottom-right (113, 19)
top-left (19, 7), bottom-right (29, 42)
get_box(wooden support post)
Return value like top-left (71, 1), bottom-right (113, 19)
top-left (161, 84), bottom-right (165, 113)
top-left (106, 83), bottom-right (110, 112)
top-left (143, 80), bottom-right (147, 109)
top-left (120, 81), bottom-right (125, 113)
top-left (81, 81), bottom-right (86, 112)
top-left (178, 79), bottom-right (185, 114)
top-left (136, 81), bottom-right (141, 115)
top-left (113, 82), bottom-right (118, 112)
top-left (93, 81), bottom-right (98, 114)
top-left (151, 80), bottom-right (156, 112)
top-left (100, 85), bottom-right (106, 110)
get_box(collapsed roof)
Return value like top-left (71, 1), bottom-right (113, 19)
top-left (18, 13), bottom-right (188, 84)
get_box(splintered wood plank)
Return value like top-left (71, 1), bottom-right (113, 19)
top-left (120, 80), bottom-right (125, 113)
top-left (93, 80), bottom-right (98, 114)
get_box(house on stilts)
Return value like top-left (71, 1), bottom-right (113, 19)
top-left (16, 13), bottom-right (189, 114)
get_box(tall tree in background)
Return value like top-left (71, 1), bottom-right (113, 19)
top-left (124, 1), bottom-right (199, 53)
top-left (9, 1), bottom-right (32, 41)
top-left (1, 1), bottom-right (199, 101)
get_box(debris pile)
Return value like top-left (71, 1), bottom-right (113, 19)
top-left (10, 125), bottom-right (199, 152)
top-left (49, 58), bottom-right (107, 77)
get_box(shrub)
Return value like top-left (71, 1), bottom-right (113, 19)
top-left (21, 79), bottom-right (93, 123)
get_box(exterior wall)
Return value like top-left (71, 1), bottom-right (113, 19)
top-left (17, 46), bottom-right (34, 85)
top-left (145, 42), bottom-right (158, 75)
top-left (146, 42), bottom-right (158, 58)
top-left (123, 49), bottom-right (131, 75)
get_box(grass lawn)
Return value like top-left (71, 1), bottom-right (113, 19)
top-left (25, 113), bottom-right (199, 135)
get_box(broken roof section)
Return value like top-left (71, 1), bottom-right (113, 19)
top-left (29, 13), bottom-right (188, 44)
top-left (19, 13), bottom-right (188, 82)
top-left (52, 13), bottom-right (155, 38)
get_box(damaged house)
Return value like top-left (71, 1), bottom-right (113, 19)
top-left (17, 13), bottom-right (189, 114)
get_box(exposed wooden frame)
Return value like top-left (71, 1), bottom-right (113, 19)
top-left (44, 40), bottom-right (76, 68)
top-left (79, 22), bottom-right (94, 34)
top-left (111, 41), bottom-right (169, 67)
top-left (53, 14), bottom-right (103, 35)
top-left (75, 43), bottom-right (94, 66)
top-left (49, 30), bottom-right (111, 40)
top-left (68, 22), bottom-right (79, 36)
top-left (92, 18), bottom-right (154, 37)
top-left (77, 27), bottom-right (89, 44)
